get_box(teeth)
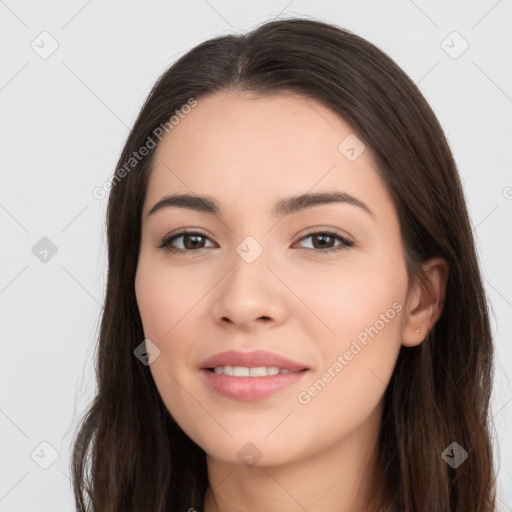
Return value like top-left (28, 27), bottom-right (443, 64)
top-left (212, 366), bottom-right (296, 376)
top-left (234, 366), bottom-right (250, 377)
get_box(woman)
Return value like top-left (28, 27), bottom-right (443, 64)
top-left (71, 17), bottom-right (497, 511)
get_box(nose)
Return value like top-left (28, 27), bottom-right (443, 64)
top-left (210, 248), bottom-right (289, 332)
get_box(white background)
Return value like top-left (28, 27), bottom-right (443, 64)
top-left (1, 0), bottom-right (511, 510)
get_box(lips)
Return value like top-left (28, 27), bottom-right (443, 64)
top-left (199, 349), bottom-right (310, 401)
top-left (199, 349), bottom-right (309, 373)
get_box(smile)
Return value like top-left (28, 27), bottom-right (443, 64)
top-left (210, 366), bottom-right (297, 376)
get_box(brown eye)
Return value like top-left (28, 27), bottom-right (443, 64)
top-left (296, 231), bottom-right (354, 252)
top-left (159, 231), bottom-right (214, 253)
top-left (158, 229), bottom-right (354, 255)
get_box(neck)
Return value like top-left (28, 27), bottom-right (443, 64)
top-left (203, 403), bottom-right (383, 512)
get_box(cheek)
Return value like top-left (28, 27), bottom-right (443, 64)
top-left (135, 254), bottom-right (195, 341)
top-left (291, 250), bottom-right (406, 426)
top-left (288, 284), bottom-right (404, 460)
top-left (135, 260), bottom-right (203, 407)
top-left (135, 255), bottom-right (210, 418)
top-left (291, 248), bottom-right (407, 347)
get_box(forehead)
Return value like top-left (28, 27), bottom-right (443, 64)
top-left (143, 91), bottom-right (393, 222)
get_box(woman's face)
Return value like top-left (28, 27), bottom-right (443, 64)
top-left (135, 91), bottom-right (410, 466)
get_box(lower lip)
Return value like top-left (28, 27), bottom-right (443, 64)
top-left (201, 369), bottom-right (309, 401)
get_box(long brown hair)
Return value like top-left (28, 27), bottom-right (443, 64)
top-left (70, 17), bottom-right (497, 511)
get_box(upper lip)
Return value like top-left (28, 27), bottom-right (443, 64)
top-left (200, 349), bottom-right (309, 372)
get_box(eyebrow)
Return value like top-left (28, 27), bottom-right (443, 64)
top-left (146, 191), bottom-right (375, 220)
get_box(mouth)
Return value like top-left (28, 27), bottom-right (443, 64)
top-left (205, 366), bottom-right (307, 376)
top-left (200, 366), bottom-right (309, 401)
top-left (199, 349), bottom-right (310, 400)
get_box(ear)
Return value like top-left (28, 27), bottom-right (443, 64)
top-left (401, 257), bottom-right (449, 347)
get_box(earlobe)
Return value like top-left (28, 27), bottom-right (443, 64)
top-left (401, 257), bottom-right (449, 348)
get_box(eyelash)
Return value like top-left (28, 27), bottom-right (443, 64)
top-left (158, 229), bottom-right (354, 254)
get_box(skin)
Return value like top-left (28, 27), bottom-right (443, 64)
top-left (135, 90), bottom-right (448, 512)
